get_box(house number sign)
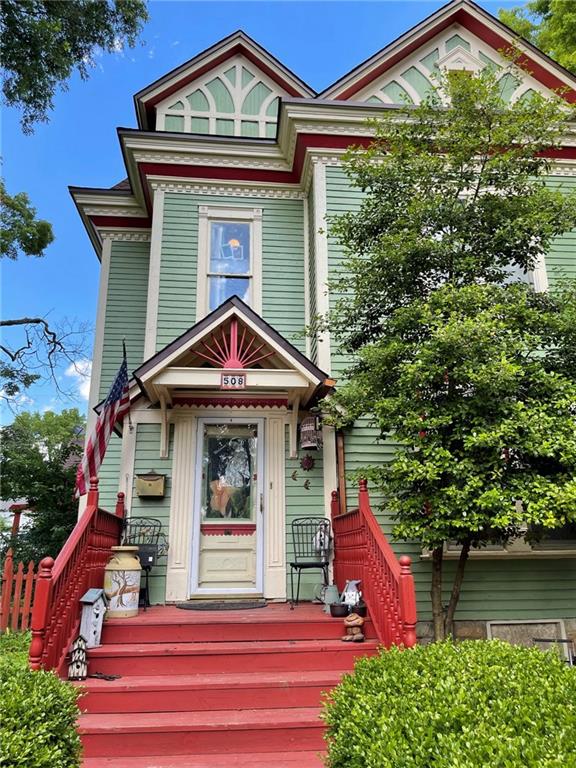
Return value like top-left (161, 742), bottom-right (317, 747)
top-left (221, 373), bottom-right (246, 390)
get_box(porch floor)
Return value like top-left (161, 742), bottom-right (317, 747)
top-left (79, 601), bottom-right (378, 767)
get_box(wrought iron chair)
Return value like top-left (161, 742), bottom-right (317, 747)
top-left (289, 517), bottom-right (331, 606)
top-left (122, 517), bottom-right (168, 610)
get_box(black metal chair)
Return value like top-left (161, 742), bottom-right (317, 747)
top-left (289, 517), bottom-right (331, 606)
top-left (122, 517), bottom-right (168, 610)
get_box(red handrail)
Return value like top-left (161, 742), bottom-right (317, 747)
top-left (28, 478), bottom-right (125, 673)
top-left (331, 480), bottom-right (417, 647)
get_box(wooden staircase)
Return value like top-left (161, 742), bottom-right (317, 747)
top-left (78, 603), bottom-right (378, 767)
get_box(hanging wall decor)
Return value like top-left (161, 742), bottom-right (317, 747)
top-left (300, 415), bottom-right (322, 450)
top-left (300, 454), bottom-right (315, 472)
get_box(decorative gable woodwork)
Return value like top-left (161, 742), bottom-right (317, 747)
top-left (357, 25), bottom-right (543, 106)
top-left (156, 56), bottom-right (286, 138)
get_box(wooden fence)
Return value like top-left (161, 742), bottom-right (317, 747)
top-left (0, 548), bottom-right (36, 632)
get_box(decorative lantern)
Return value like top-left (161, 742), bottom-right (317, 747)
top-left (79, 588), bottom-right (107, 648)
top-left (68, 635), bottom-right (88, 680)
top-left (299, 415), bottom-right (322, 451)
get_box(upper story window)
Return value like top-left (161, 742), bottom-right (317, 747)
top-left (197, 207), bottom-right (262, 320)
top-left (156, 58), bottom-right (283, 139)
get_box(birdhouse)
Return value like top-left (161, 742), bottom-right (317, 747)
top-left (68, 635), bottom-right (88, 680)
top-left (79, 588), bottom-right (107, 648)
top-left (300, 415), bottom-right (322, 450)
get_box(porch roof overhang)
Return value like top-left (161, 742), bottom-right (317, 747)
top-left (131, 296), bottom-right (334, 409)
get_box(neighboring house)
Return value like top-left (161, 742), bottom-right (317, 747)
top-left (71, 0), bottom-right (576, 642)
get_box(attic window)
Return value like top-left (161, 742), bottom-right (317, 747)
top-left (158, 60), bottom-right (282, 138)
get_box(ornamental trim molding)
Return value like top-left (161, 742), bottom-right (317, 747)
top-left (149, 179), bottom-right (304, 199)
top-left (84, 206), bottom-right (147, 217)
top-left (100, 230), bottom-right (151, 242)
top-left (133, 150), bottom-right (288, 171)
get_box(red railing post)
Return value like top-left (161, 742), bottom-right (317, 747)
top-left (115, 491), bottom-right (126, 519)
top-left (29, 557), bottom-right (54, 670)
top-left (399, 555), bottom-right (417, 648)
top-left (0, 548), bottom-right (14, 632)
top-left (87, 476), bottom-right (100, 508)
top-left (330, 490), bottom-right (340, 521)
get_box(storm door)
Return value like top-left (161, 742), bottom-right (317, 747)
top-left (191, 418), bottom-right (264, 595)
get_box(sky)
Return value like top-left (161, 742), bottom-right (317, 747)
top-left (2, 0), bottom-right (520, 423)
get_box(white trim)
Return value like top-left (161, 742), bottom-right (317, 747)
top-left (322, 424), bottom-right (338, 521)
top-left (264, 415), bottom-right (287, 599)
top-left (190, 416), bottom-right (265, 597)
top-left (303, 194), bottom-right (312, 359)
top-left (196, 206), bottom-right (263, 321)
top-left (87, 236), bottom-right (112, 430)
top-left (313, 160), bottom-right (331, 374)
top-left (165, 418), bottom-right (196, 601)
top-left (486, 619), bottom-right (571, 662)
top-left (119, 417), bottom-right (137, 512)
top-left (532, 253), bottom-right (549, 293)
top-left (144, 188), bottom-right (165, 358)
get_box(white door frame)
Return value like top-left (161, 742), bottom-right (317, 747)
top-left (190, 416), bottom-right (265, 596)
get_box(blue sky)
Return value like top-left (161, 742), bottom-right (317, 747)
top-left (2, 0), bottom-right (518, 422)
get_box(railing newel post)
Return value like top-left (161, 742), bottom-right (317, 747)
top-left (115, 491), bottom-right (126, 519)
top-left (399, 555), bottom-right (417, 648)
top-left (0, 547), bottom-right (14, 632)
top-left (29, 557), bottom-right (54, 670)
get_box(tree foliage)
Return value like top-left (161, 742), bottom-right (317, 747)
top-left (0, 0), bottom-right (148, 132)
top-left (324, 67), bottom-right (576, 640)
top-left (499, 0), bottom-right (576, 75)
top-left (0, 409), bottom-right (85, 562)
top-left (0, 180), bottom-right (53, 260)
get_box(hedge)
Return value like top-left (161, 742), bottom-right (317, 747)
top-left (0, 632), bottom-right (82, 767)
top-left (323, 639), bottom-right (576, 767)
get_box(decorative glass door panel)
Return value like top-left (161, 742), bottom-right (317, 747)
top-left (193, 421), bottom-right (262, 594)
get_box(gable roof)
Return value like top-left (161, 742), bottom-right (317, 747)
top-left (132, 296), bottom-right (331, 400)
top-left (319, 0), bottom-right (576, 102)
top-left (134, 30), bottom-right (316, 130)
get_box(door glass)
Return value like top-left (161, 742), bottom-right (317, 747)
top-left (201, 423), bottom-right (258, 522)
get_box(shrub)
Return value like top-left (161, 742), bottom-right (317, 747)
top-left (323, 639), bottom-right (576, 767)
top-left (0, 631), bottom-right (82, 767)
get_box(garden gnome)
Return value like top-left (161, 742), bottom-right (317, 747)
top-left (341, 612), bottom-right (365, 642)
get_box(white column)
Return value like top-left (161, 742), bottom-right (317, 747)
top-left (313, 159), bottom-right (331, 375)
top-left (264, 416), bottom-right (287, 599)
top-left (144, 188), bottom-right (165, 358)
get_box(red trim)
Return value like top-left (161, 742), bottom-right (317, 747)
top-left (144, 43), bottom-right (306, 127)
top-left (336, 9), bottom-right (576, 102)
top-left (174, 396), bottom-right (288, 408)
top-left (201, 523), bottom-right (256, 536)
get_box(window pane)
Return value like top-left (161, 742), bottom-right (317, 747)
top-left (210, 222), bottom-right (250, 275)
top-left (209, 276), bottom-right (250, 310)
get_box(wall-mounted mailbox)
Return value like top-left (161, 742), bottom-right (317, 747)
top-left (135, 472), bottom-right (166, 498)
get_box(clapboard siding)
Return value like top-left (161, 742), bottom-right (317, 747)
top-left (545, 176), bottom-right (576, 286)
top-left (285, 427), bottom-right (326, 600)
top-left (158, 193), bottom-right (306, 351)
top-left (128, 423), bottom-right (175, 605)
top-left (100, 240), bottom-right (149, 396)
top-left (326, 162), bottom-right (576, 622)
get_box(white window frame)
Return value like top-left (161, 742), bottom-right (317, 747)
top-left (196, 206), bottom-right (262, 320)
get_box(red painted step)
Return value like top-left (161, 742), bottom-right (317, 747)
top-left (82, 751), bottom-right (324, 767)
top-left (80, 707), bottom-right (325, 757)
top-left (78, 669), bottom-right (343, 713)
top-left (87, 638), bottom-right (379, 676)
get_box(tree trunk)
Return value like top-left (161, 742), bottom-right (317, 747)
top-left (444, 539), bottom-right (471, 637)
top-left (431, 546), bottom-right (445, 641)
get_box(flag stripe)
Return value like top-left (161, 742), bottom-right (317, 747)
top-left (75, 356), bottom-right (130, 498)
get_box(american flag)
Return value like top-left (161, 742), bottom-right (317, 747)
top-left (75, 353), bottom-right (130, 497)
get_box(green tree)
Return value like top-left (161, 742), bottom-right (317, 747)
top-left (0, 409), bottom-right (85, 562)
top-left (0, 0), bottom-right (148, 132)
top-left (0, 0), bottom-right (148, 402)
top-left (324, 67), bottom-right (576, 640)
top-left (499, 0), bottom-right (576, 74)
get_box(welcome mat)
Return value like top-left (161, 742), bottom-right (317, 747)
top-left (176, 600), bottom-right (267, 611)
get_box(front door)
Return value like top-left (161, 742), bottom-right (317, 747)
top-left (191, 418), bottom-right (264, 596)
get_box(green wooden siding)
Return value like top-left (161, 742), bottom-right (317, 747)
top-left (97, 239), bottom-right (150, 511)
top-left (285, 426), bottom-right (326, 600)
top-left (545, 176), bottom-right (576, 286)
top-left (325, 162), bottom-right (576, 622)
top-left (158, 194), bottom-right (306, 351)
top-left (128, 423), bottom-right (175, 605)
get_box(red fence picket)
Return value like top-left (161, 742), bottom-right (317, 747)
top-left (0, 549), bottom-right (37, 633)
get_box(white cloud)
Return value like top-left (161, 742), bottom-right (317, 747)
top-left (171, 40), bottom-right (180, 47)
top-left (148, 47), bottom-right (156, 60)
top-left (65, 359), bottom-right (92, 401)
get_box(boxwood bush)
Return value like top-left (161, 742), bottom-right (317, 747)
top-left (323, 639), bottom-right (576, 767)
top-left (0, 632), bottom-right (82, 767)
